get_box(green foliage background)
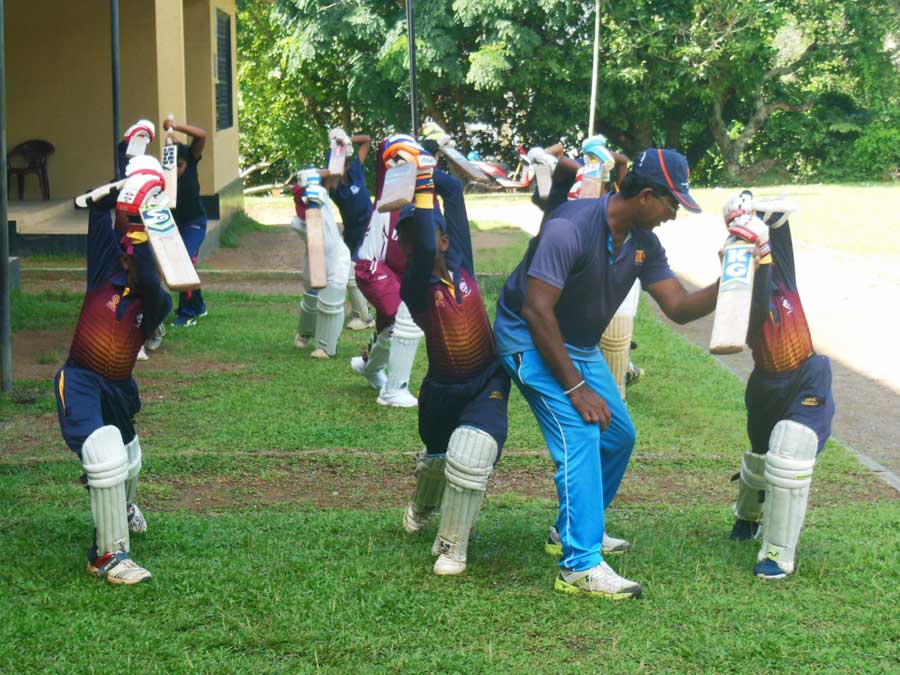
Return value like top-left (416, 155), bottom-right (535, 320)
top-left (237, 0), bottom-right (900, 185)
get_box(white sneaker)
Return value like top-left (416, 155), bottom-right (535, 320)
top-left (87, 551), bottom-right (152, 585)
top-left (127, 503), bottom-right (147, 535)
top-left (294, 333), bottom-right (309, 350)
top-left (351, 355), bottom-right (387, 390)
top-left (432, 536), bottom-right (467, 576)
top-left (136, 346), bottom-right (149, 361)
top-left (310, 348), bottom-right (330, 360)
top-left (402, 503), bottom-right (431, 534)
top-left (545, 526), bottom-right (631, 556)
top-left (555, 561), bottom-right (641, 599)
top-left (346, 317), bottom-right (375, 331)
top-left (377, 387), bottom-right (418, 408)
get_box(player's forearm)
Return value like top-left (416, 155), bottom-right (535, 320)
top-left (408, 202), bottom-right (437, 283)
top-left (522, 303), bottom-right (583, 391)
top-left (668, 281), bottom-right (720, 324)
top-left (351, 134), bottom-right (370, 145)
top-left (172, 122), bottom-right (206, 140)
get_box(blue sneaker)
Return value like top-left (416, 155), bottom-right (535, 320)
top-left (171, 316), bottom-right (197, 327)
top-left (754, 557), bottom-right (790, 579)
top-left (730, 518), bottom-right (760, 541)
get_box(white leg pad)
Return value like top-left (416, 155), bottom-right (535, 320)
top-left (346, 275), bottom-right (371, 322)
top-left (434, 427), bottom-right (498, 567)
top-left (124, 435), bottom-right (142, 506)
top-left (385, 302), bottom-right (422, 393)
top-left (733, 450), bottom-right (766, 522)
top-left (81, 425), bottom-right (130, 555)
top-left (298, 290), bottom-right (319, 338)
top-left (410, 451), bottom-right (446, 516)
top-left (600, 314), bottom-right (633, 399)
top-left (366, 327), bottom-right (392, 375)
top-left (759, 420), bottom-right (818, 573)
top-left (314, 283), bottom-right (346, 356)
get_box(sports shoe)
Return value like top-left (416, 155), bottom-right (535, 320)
top-left (730, 518), bottom-right (760, 541)
top-left (346, 316), bottom-right (375, 331)
top-left (310, 348), bottom-right (330, 360)
top-left (146, 324), bottom-right (165, 351)
top-left (171, 316), bottom-right (197, 328)
top-left (402, 502), bottom-right (431, 534)
top-left (128, 503), bottom-right (147, 535)
top-left (197, 306), bottom-right (208, 318)
top-left (432, 537), bottom-right (467, 576)
top-left (377, 387), bottom-right (418, 408)
top-left (754, 557), bottom-right (792, 579)
top-left (294, 333), bottom-right (310, 349)
top-left (555, 561), bottom-right (641, 599)
top-left (87, 551), bottom-right (152, 585)
top-left (136, 345), bottom-right (149, 361)
top-left (625, 363), bottom-right (643, 387)
top-left (351, 355), bottom-right (387, 390)
top-left (545, 526), bottom-right (631, 556)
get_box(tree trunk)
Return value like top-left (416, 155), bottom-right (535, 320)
top-left (664, 116), bottom-right (682, 150)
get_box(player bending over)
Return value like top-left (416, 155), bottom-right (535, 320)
top-left (724, 191), bottom-right (835, 579)
top-left (387, 135), bottom-right (511, 576)
top-left (54, 159), bottom-right (173, 584)
top-left (291, 167), bottom-right (352, 359)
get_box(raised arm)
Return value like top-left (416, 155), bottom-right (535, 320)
top-left (164, 118), bottom-right (206, 159)
top-left (433, 168), bottom-right (473, 272)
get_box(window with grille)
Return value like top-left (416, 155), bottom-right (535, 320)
top-left (216, 10), bottom-right (233, 130)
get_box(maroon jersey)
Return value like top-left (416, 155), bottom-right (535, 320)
top-left (748, 222), bottom-right (814, 372)
top-left (69, 281), bottom-right (147, 380)
top-left (413, 268), bottom-right (496, 382)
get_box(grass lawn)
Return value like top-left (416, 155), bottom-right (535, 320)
top-left (1, 208), bottom-right (898, 672)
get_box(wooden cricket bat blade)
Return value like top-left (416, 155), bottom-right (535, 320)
top-left (533, 164), bottom-right (552, 199)
top-left (304, 207), bottom-right (327, 289)
top-left (439, 146), bottom-right (490, 183)
top-left (162, 143), bottom-right (178, 208)
top-left (140, 206), bottom-right (201, 291)
top-left (376, 162), bottom-right (417, 213)
top-left (709, 241), bottom-right (756, 354)
top-left (328, 142), bottom-right (346, 176)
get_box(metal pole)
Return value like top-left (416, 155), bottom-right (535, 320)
top-left (406, 0), bottom-right (419, 135)
top-left (111, 0), bottom-right (121, 176)
top-left (0, 0), bottom-right (11, 392)
top-left (588, 0), bottom-right (600, 136)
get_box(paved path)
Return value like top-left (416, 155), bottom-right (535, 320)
top-left (466, 200), bottom-right (900, 488)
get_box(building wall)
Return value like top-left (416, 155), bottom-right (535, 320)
top-left (5, 0), bottom-right (237, 203)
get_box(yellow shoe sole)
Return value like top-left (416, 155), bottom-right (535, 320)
top-left (554, 575), bottom-right (640, 600)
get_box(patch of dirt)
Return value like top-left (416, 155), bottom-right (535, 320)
top-left (203, 225), bottom-right (304, 273)
top-left (11, 328), bottom-right (73, 380)
top-left (471, 228), bottom-right (526, 249)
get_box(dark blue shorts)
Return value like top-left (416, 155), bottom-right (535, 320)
top-left (54, 361), bottom-right (141, 457)
top-left (418, 360), bottom-right (511, 457)
top-left (746, 354), bottom-right (835, 453)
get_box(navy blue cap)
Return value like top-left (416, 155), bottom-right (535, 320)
top-left (633, 148), bottom-right (701, 213)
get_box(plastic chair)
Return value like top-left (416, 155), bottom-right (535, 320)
top-left (8, 139), bottom-right (54, 200)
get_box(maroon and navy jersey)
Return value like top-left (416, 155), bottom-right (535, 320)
top-left (68, 209), bottom-right (172, 380)
top-left (748, 222), bottom-right (814, 372)
top-left (413, 268), bottom-right (496, 382)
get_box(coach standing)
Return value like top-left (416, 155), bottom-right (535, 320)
top-left (494, 149), bottom-right (719, 599)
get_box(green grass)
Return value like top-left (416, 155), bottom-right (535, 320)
top-left (218, 210), bottom-right (268, 248)
top-left (1, 214), bottom-right (898, 673)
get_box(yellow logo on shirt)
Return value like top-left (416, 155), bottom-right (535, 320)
top-left (635, 250), bottom-right (646, 265)
top-left (801, 397), bottom-right (819, 407)
top-left (106, 294), bottom-right (121, 312)
top-left (489, 390), bottom-right (505, 400)
top-left (434, 290), bottom-right (445, 307)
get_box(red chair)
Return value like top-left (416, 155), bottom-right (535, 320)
top-left (8, 139), bottom-right (54, 200)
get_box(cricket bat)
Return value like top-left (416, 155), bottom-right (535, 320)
top-left (438, 145), bottom-right (490, 183)
top-left (709, 238), bottom-right (756, 354)
top-left (533, 164), bottom-right (552, 199)
top-left (139, 205), bottom-right (201, 291)
top-left (376, 162), bottom-right (417, 213)
top-left (304, 203), bottom-right (327, 289)
top-left (161, 115), bottom-right (178, 208)
top-left (578, 162), bottom-right (606, 199)
top-left (328, 138), bottom-right (347, 177)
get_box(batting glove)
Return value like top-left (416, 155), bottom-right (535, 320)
top-left (728, 213), bottom-right (770, 256)
top-left (527, 146), bottom-right (558, 171)
top-left (297, 166), bottom-right (322, 188)
top-left (304, 184), bottom-right (328, 207)
top-left (751, 197), bottom-right (798, 229)
top-left (328, 127), bottom-right (351, 146)
top-left (722, 190), bottom-right (754, 226)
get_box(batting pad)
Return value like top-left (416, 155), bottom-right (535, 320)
top-left (82, 425), bottom-right (130, 555)
top-left (733, 450), bottom-right (766, 522)
top-left (346, 275), bottom-right (370, 321)
top-left (410, 451), bottom-right (446, 516)
top-left (600, 314), bottom-right (633, 398)
top-left (434, 426), bottom-right (498, 563)
top-left (759, 420), bottom-right (818, 572)
top-left (314, 284), bottom-right (346, 356)
top-left (124, 434), bottom-right (142, 507)
top-left (297, 291), bottom-right (319, 338)
top-left (385, 302), bottom-right (422, 393)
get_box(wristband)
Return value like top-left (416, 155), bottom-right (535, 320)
top-left (564, 380), bottom-right (585, 396)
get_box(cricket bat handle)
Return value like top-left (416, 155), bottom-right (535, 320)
top-left (166, 114), bottom-right (176, 144)
top-left (74, 178), bottom-right (127, 209)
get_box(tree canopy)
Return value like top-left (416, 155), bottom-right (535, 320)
top-left (236, 0), bottom-right (900, 185)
